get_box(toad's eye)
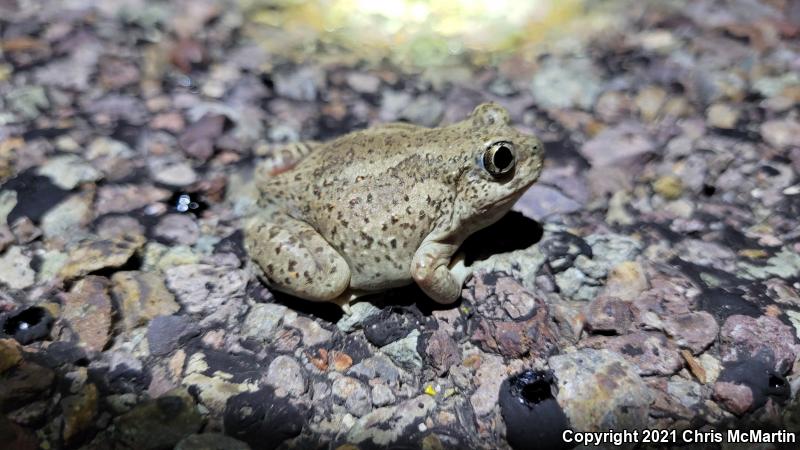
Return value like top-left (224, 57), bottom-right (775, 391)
top-left (483, 142), bottom-right (515, 177)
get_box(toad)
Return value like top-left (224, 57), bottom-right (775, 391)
top-left (245, 102), bottom-right (544, 306)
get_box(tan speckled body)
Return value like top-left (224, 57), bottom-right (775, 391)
top-left (245, 103), bottom-right (544, 305)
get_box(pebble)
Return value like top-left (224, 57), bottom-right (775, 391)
top-left (164, 264), bottom-right (248, 315)
top-left (36, 154), bottom-right (102, 190)
top-left (332, 376), bottom-right (372, 417)
top-left (512, 184), bottom-right (583, 220)
top-left (549, 349), bottom-right (651, 431)
top-left (380, 329), bottom-right (423, 370)
top-left (151, 161), bottom-right (198, 187)
top-left (0, 361), bottom-right (55, 413)
top-left (424, 329), bottom-right (460, 376)
top-left (470, 355), bottom-right (507, 416)
top-left (530, 57), bottom-right (603, 110)
top-left (40, 191), bottom-right (94, 239)
top-left (264, 355), bottom-right (306, 397)
top-left (662, 311), bottom-right (719, 354)
top-left (371, 384), bottom-right (395, 407)
top-left (706, 103), bottom-right (739, 129)
top-left (761, 118), bottom-right (800, 150)
top-left (282, 312), bottom-right (332, 347)
top-left (580, 122), bottom-right (654, 167)
top-left (147, 315), bottom-right (198, 356)
top-left (154, 213), bottom-right (200, 245)
top-left (587, 331), bottom-right (683, 376)
top-left (348, 354), bottom-right (402, 386)
top-left (112, 271), bottom-right (180, 332)
top-left (223, 388), bottom-right (304, 450)
top-left (59, 235), bottom-right (145, 280)
top-left (112, 388), bottom-right (202, 449)
top-left (61, 383), bottom-right (98, 444)
top-left (62, 276), bottom-right (113, 353)
top-left (584, 296), bottom-right (635, 334)
top-left (0, 246), bottom-right (35, 290)
top-left (241, 303), bottom-right (287, 344)
top-left (346, 395), bottom-right (435, 446)
top-left (602, 260), bottom-right (649, 301)
top-left (0, 339), bottom-right (22, 373)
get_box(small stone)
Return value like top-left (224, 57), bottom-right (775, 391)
top-left (761, 118), bottom-right (800, 150)
top-left (346, 72), bottom-right (381, 94)
top-left (585, 332), bottom-right (683, 376)
top-left (580, 122), bottom-right (653, 167)
top-left (330, 351), bottom-right (353, 372)
top-left (635, 86), bottom-right (666, 122)
top-left (720, 314), bottom-right (799, 373)
top-left (182, 369), bottom-right (257, 413)
top-left (549, 349), bottom-right (651, 431)
top-left (0, 246), bottom-right (35, 290)
top-left (663, 311), bottom-right (719, 354)
top-left (10, 217), bottom-right (41, 244)
top-left (470, 355), bottom-right (506, 416)
top-left (113, 388), bottom-right (202, 449)
top-left (40, 191), bottom-right (94, 239)
top-left (602, 261), bottom-right (649, 301)
top-left (274, 66), bottom-right (325, 101)
top-left (112, 271), bottom-right (180, 332)
top-left (241, 303), bottom-right (287, 344)
top-left (346, 395), bottom-right (435, 446)
top-left (152, 162), bottom-right (198, 187)
top-left (154, 214), bottom-right (200, 245)
top-left (62, 276), bottom-right (113, 353)
top-left (585, 296), bottom-right (634, 334)
top-left (179, 114), bottom-right (227, 162)
top-left (282, 312), bottom-right (332, 347)
top-left (653, 175), bottom-right (684, 200)
top-left (530, 57), bottom-right (603, 110)
top-left (706, 103), bottom-right (739, 129)
top-left (61, 383), bottom-right (98, 443)
top-left (165, 264), bottom-right (247, 315)
top-left (147, 315), bottom-right (198, 356)
top-left (332, 376), bottom-right (372, 417)
top-left (348, 354), bottom-right (402, 386)
top-left (0, 361), bottom-right (55, 412)
top-left (512, 185), bottom-right (583, 220)
top-left (36, 154), bottom-right (102, 190)
top-left (175, 433), bottom-right (251, 450)
top-left (264, 355), bottom-right (306, 397)
top-left (381, 329), bottom-right (423, 369)
top-left (95, 184), bottom-right (171, 215)
top-left (59, 235), bottom-right (145, 280)
top-left (713, 381), bottom-right (753, 416)
top-left (336, 301), bottom-right (381, 332)
top-left (371, 384), bottom-right (395, 407)
top-left (424, 329), bottom-right (460, 376)
top-left (0, 339), bottom-right (22, 373)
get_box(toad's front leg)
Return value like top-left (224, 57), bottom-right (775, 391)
top-left (410, 239), bottom-right (471, 304)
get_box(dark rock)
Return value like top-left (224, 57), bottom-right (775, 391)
top-left (113, 388), bottom-right (203, 449)
top-left (714, 353), bottom-right (790, 415)
top-left (363, 308), bottom-right (420, 347)
top-left (2, 306), bottom-right (53, 345)
top-left (499, 370), bottom-right (570, 450)
top-left (720, 314), bottom-right (799, 373)
top-left (175, 433), bottom-right (251, 450)
top-left (0, 361), bottom-right (54, 412)
top-left (539, 231), bottom-right (592, 273)
top-left (224, 388), bottom-right (305, 450)
top-left (147, 315), bottom-right (199, 356)
top-left (0, 415), bottom-right (38, 450)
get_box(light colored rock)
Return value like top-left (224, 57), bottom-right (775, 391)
top-left (0, 246), bottom-right (35, 290)
top-left (264, 355), bottom-right (306, 397)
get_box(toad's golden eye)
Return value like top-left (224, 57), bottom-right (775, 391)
top-left (482, 142), bottom-right (515, 177)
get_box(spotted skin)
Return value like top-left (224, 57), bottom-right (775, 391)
top-left (245, 102), bottom-right (544, 304)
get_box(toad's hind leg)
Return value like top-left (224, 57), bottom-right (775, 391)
top-left (245, 214), bottom-right (351, 302)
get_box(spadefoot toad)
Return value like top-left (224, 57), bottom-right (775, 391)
top-left (245, 102), bottom-right (543, 305)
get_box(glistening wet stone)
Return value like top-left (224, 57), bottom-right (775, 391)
top-left (499, 370), bottom-right (571, 450)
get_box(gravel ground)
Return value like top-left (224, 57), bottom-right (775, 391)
top-left (1, 0), bottom-right (800, 449)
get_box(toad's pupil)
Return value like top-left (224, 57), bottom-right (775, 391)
top-left (494, 146), bottom-right (513, 170)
